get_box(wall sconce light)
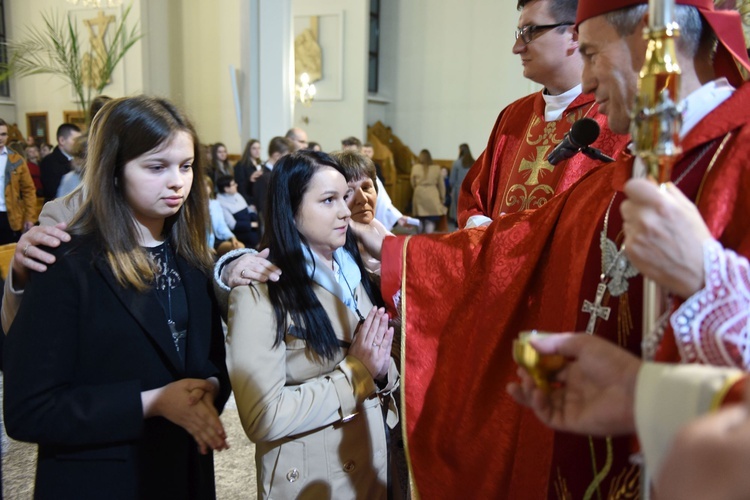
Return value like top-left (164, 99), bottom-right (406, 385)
top-left (296, 72), bottom-right (317, 107)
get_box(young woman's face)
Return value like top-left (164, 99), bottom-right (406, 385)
top-left (216, 145), bottom-right (228, 162)
top-left (347, 176), bottom-right (377, 224)
top-left (122, 131), bottom-right (194, 232)
top-left (295, 166), bottom-right (351, 259)
top-left (250, 142), bottom-right (261, 160)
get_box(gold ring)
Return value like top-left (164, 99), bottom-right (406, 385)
top-left (22, 244), bottom-right (30, 257)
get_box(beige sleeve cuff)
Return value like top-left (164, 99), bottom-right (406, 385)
top-left (635, 363), bottom-right (743, 479)
top-left (332, 356), bottom-right (377, 419)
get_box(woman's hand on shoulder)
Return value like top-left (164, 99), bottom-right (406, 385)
top-left (221, 248), bottom-right (282, 287)
top-left (12, 222), bottom-right (71, 289)
top-left (348, 307), bottom-right (394, 381)
top-left (141, 378), bottom-right (229, 455)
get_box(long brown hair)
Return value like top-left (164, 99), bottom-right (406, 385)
top-left (239, 139), bottom-right (261, 167)
top-left (70, 96), bottom-right (213, 291)
top-left (458, 143), bottom-right (475, 168)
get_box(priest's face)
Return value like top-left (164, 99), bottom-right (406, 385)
top-left (512, 0), bottom-right (578, 93)
top-left (578, 15), bottom-right (648, 135)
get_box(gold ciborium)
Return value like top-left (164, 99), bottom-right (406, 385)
top-left (512, 330), bottom-right (566, 392)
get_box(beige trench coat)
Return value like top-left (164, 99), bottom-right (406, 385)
top-left (227, 281), bottom-right (399, 499)
top-left (410, 163), bottom-right (446, 217)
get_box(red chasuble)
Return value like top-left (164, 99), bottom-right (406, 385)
top-left (382, 83), bottom-right (750, 500)
top-left (458, 91), bottom-right (628, 227)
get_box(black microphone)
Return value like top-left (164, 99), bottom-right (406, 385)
top-left (547, 117), bottom-right (615, 165)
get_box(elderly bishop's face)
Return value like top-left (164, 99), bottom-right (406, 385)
top-left (578, 15), bottom-right (648, 135)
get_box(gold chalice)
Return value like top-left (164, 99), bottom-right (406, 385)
top-left (512, 330), bottom-right (566, 392)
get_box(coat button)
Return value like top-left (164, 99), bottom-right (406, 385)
top-left (343, 460), bottom-right (356, 473)
top-left (286, 468), bottom-right (300, 482)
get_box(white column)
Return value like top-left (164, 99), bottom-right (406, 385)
top-left (240, 0), bottom-right (294, 149)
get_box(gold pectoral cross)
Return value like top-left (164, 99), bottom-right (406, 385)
top-left (518, 146), bottom-right (555, 185)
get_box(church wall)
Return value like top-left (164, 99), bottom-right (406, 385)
top-left (375, 0), bottom-right (539, 160)
top-left (176, 0), bottom-right (243, 153)
top-left (290, 0), bottom-right (368, 152)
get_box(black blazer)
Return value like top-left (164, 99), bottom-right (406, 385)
top-left (39, 147), bottom-right (72, 201)
top-left (253, 165), bottom-right (273, 217)
top-left (3, 236), bottom-right (230, 500)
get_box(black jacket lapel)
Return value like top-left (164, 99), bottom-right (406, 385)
top-left (94, 258), bottom-right (184, 373)
top-left (175, 256), bottom-right (213, 374)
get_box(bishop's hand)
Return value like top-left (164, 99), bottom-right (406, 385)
top-left (507, 333), bottom-right (641, 436)
top-left (620, 178), bottom-right (711, 299)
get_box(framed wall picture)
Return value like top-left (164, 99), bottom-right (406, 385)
top-left (293, 11), bottom-right (344, 101)
top-left (26, 112), bottom-right (49, 146)
top-left (63, 110), bottom-right (87, 133)
top-left (67, 7), bottom-right (127, 102)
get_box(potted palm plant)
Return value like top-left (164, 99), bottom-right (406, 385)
top-left (0, 4), bottom-right (141, 122)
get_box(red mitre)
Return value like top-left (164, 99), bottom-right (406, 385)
top-left (576, 0), bottom-right (750, 86)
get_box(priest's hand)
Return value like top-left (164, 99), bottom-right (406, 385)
top-left (655, 401), bottom-right (750, 500)
top-left (620, 178), bottom-right (711, 298)
top-left (349, 217), bottom-right (390, 261)
top-left (507, 333), bottom-right (640, 436)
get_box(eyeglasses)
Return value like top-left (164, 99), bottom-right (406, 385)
top-left (514, 23), bottom-right (574, 45)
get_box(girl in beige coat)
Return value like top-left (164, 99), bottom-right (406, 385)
top-left (410, 149), bottom-right (445, 234)
top-left (226, 151), bottom-right (399, 499)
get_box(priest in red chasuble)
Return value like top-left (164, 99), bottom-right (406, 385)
top-left (380, 1), bottom-right (750, 498)
top-left (459, 0), bottom-right (629, 229)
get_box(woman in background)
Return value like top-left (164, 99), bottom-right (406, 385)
top-left (208, 142), bottom-right (233, 184)
top-left (205, 177), bottom-right (244, 258)
top-left (410, 148), bottom-right (445, 234)
top-left (24, 144), bottom-right (44, 196)
top-left (216, 175), bottom-right (260, 249)
top-left (4, 96), bottom-right (231, 499)
top-left (227, 150), bottom-right (398, 499)
top-left (449, 143), bottom-right (474, 224)
top-left (233, 139), bottom-right (263, 205)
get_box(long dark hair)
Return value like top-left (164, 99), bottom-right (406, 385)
top-left (459, 143), bottom-right (475, 168)
top-left (238, 139), bottom-right (261, 167)
top-left (70, 96), bottom-right (212, 291)
top-left (261, 150), bottom-right (383, 360)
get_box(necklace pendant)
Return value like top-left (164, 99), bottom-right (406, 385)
top-left (582, 282), bottom-right (612, 334)
top-left (169, 320), bottom-right (186, 352)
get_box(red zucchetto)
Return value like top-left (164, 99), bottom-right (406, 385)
top-left (575, 0), bottom-right (750, 86)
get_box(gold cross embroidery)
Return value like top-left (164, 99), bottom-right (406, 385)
top-left (518, 145), bottom-right (555, 185)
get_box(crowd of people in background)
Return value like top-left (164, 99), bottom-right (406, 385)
top-left (8, 114), bottom-right (471, 254)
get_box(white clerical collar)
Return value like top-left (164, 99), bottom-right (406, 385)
top-left (264, 161), bottom-right (274, 171)
top-left (680, 77), bottom-right (734, 139)
top-left (542, 84), bottom-right (582, 122)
